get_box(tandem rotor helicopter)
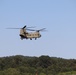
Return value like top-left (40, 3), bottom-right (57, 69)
top-left (7, 25), bottom-right (46, 40)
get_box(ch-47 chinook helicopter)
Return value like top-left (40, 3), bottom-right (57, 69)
top-left (7, 25), bottom-right (46, 40)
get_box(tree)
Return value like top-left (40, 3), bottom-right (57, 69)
top-left (4, 68), bottom-right (20, 75)
top-left (38, 55), bottom-right (51, 68)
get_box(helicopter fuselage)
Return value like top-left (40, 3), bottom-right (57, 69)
top-left (20, 29), bottom-right (41, 40)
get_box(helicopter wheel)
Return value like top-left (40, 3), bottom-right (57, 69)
top-left (21, 38), bottom-right (23, 40)
top-left (35, 38), bottom-right (37, 40)
top-left (30, 38), bottom-right (32, 40)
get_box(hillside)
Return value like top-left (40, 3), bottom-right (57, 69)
top-left (0, 55), bottom-right (76, 75)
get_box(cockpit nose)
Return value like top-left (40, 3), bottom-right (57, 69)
top-left (39, 34), bottom-right (41, 37)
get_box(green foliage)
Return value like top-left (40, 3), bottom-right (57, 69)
top-left (58, 71), bottom-right (76, 75)
top-left (0, 55), bottom-right (76, 75)
top-left (0, 68), bottom-right (20, 75)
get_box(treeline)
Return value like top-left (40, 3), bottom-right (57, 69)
top-left (0, 55), bottom-right (76, 75)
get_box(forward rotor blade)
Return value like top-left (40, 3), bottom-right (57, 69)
top-left (26, 28), bottom-right (46, 32)
top-left (26, 26), bottom-right (36, 28)
top-left (26, 28), bottom-right (36, 31)
top-left (38, 28), bottom-right (46, 31)
top-left (23, 25), bottom-right (36, 28)
top-left (36, 28), bottom-right (46, 32)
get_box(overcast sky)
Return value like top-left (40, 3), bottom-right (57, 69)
top-left (0, 0), bottom-right (76, 59)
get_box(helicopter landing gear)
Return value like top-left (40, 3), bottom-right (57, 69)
top-left (30, 38), bottom-right (32, 40)
top-left (21, 37), bottom-right (23, 40)
top-left (35, 38), bottom-right (37, 40)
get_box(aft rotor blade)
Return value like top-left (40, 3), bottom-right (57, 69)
top-left (6, 28), bottom-right (21, 29)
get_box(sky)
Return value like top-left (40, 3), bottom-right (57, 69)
top-left (0, 0), bottom-right (76, 59)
